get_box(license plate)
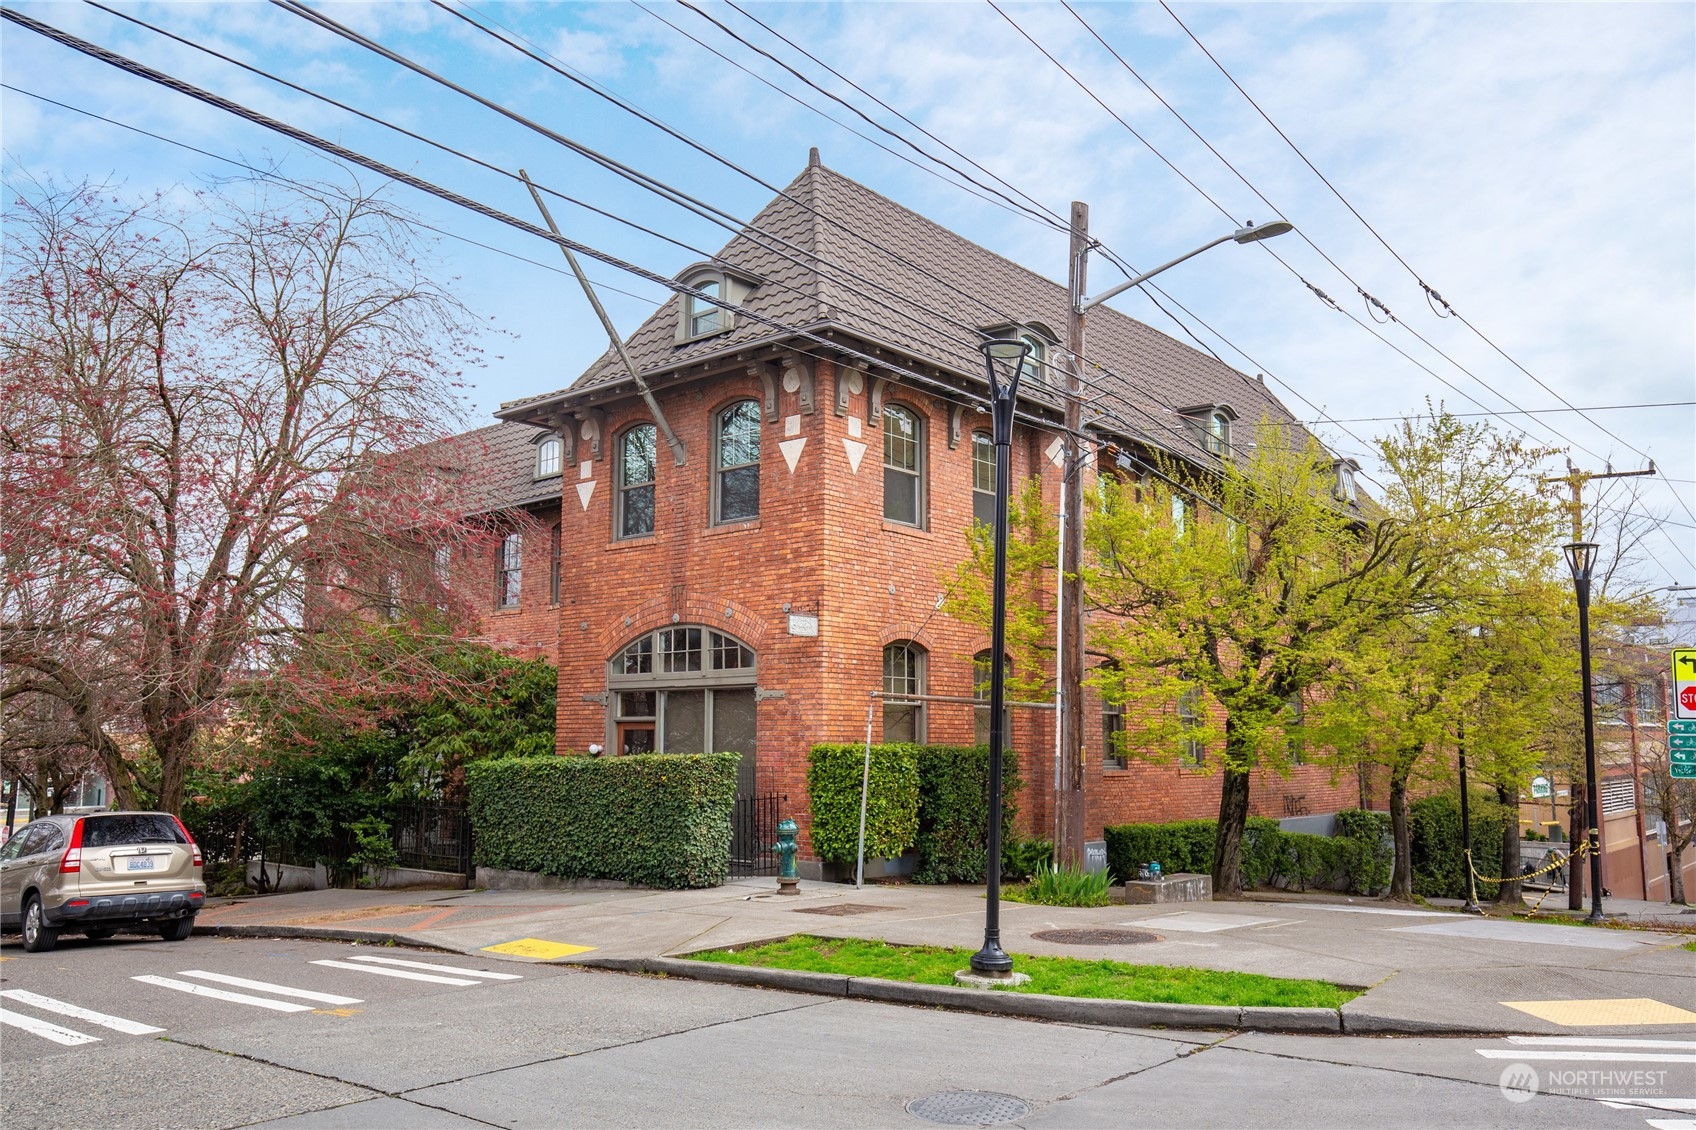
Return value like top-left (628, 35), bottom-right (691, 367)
top-left (125, 857), bottom-right (156, 871)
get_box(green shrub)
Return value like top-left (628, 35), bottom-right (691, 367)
top-left (910, 745), bottom-right (1021, 884)
top-left (1409, 792), bottom-right (1513, 898)
top-left (1104, 809), bottom-right (1392, 894)
top-left (1103, 818), bottom-right (1217, 879)
top-left (467, 753), bottom-right (738, 889)
top-left (1002, 836), bottom-right (1053, 881)
top-left (1014, 864), bottom-right (1114, 907)
top-left (1335, 809), bottom-right (1392, 895)
top-left (806, 744), bottom-right (921, 865)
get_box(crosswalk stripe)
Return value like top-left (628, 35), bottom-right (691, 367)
top-left (309, 959), bottom-right (480, 986)
top-left (1506, 1036), bottom-right (1696, 1050)
top-left (1644, 1120), bottom-right (1696, 1130)
top-left (177, 970), bottom-right (362, 1006)
top-left (0, 1007), bottom-right (101, 1046)
top-left (0, 990), bottom-right (163, 1035)
top-left (344, 954), bottom-right (522, 980)
top-left (1475, 1049), bottom-right (1695, 1063)
top-left (132, 975), bottom-right (314, 1012)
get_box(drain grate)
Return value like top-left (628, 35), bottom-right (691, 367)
top-left (1030, 927), bottom-right (1161, 946)
top-left (906, 1091), bottom-right (1031, 1126)
top-left (792, 903), bottom-right (895, 916)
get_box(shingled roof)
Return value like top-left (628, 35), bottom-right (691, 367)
top-left (422, 421), bottom-right (561, 516)
top-left (497, 159), bottom-right (1313, 467)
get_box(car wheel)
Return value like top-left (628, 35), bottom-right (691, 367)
top-left (22, 895), bottom-right (59, 953)
top-left (85, 928), bottom-right (118, 941)
top-left (158, 915), bottom-right (195, 942)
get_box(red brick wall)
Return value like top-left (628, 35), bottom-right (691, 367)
top-left (473, 501), bottom-right (564, 665)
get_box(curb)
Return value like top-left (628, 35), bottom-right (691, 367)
top-left (192, 923), bottom-right (463, 955)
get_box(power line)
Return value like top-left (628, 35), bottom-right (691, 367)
top-left (1309, 402), bottom-right (1694, 425)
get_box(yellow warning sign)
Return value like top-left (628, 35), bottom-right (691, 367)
top-left (1501, 997), bottom-right (1696, 1027)
top-left (482, 937), bottom-right (597, 960)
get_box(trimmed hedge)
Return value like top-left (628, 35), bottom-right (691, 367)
top-left (912, 745), bottom-right (1022, 885)
top-left (467, 753), bottom-right (738, 889)
top-left (1104, 811), bottom-right (1392, 895)
top-left (808, 744), bottom-right (920, 864)
top-left (1409, 793), bottom-right (1514, 898)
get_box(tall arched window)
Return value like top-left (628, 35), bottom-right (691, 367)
top-left (687, 279), bottom-right (724, 338)
top-left (883, 640), bottom-right (926, 742)
top-left (971, 430), bottom-right (996, 527)
top-left (1018, 333), bottom-right (1047, 386)
top-left (496, 532), bottom-right (522, 608)
top-left (617, 424), bottom-right (657, 539)
top-left (535, 436), bottom-right (562, 479)
top-left (549, 523), bottom-right (562, 605)
top-left (714, 400), bottom-right (761, 523)
top-left (1205, 412), bottom-right (1230, 456)
top-left (973, 650), bottom-right (1012, 747)
top-left (883, 404), bottom-right (923, 526)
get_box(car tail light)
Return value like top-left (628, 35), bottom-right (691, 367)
top-left (66, 899), bottom-right (89, 908)
top-left (172, 815), bottom-right (203, 867)
top-left (59, 818), bottom-right (85, 873)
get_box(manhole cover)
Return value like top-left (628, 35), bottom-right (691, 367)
top-left (1030, 928), bottom-right (1161, 945)
top-left (906, 1091), bottom-right (1031, 1126)
top-left (793, 903), bottom-right (895, 916)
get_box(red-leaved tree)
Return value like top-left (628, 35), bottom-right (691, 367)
top-left (2, 175), bottom-right (508, 814)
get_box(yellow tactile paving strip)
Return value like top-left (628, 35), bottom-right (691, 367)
top-left (482, 937), bottom-right (597, 960)
top-left (1501, 998), bottom-right (1696, 1026)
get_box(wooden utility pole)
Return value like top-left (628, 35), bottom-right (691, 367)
top-left (1540, 458), bottom-right (1657, 909)
top-left (1058, 201), bottom-right (1090, 868)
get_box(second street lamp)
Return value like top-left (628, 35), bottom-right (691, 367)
top-left (1563, 540), bottom-right (1606, 923)
top-left (969, 337), bottom-right (1032, 979)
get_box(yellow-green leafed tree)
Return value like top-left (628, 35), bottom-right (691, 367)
top-left (1085, 428), bottom-right (1413, 895)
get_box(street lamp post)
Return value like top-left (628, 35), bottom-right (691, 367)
top-left (970, 337), bottom-right (1032, 979)
top-left (1563, 540), bottom-right (1606, 922)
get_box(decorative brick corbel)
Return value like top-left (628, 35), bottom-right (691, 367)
top-left (748, 361), bottom-right (781, 423)
top-left (947, 403), bottom-right (965, 449)
top-left (551, 411), bottom-right (577, 465)
top-left (576, 407), bottom-right (607, 461)
top-left (834, 356), bottom-right (865, 416)
top-left (782, 352), bottom-right (816, 414)
top-left (867, 376), bottom-right (887, 428)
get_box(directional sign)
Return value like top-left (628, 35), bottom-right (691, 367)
top-left (1674, 735), bottom-right (1696, 751)
top-left (1676, 648), bottom-right (1696, 721)
top-left (1674, 746), bottom-right (1696, 763)
top-left (1674, 762), bottom-right (1696, 780)
top-left (1672, 719), bottom-right (1696, 735)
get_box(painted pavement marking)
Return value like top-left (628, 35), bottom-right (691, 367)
top-left (1392, 918), bottom-right (1657, 950)
top-left (1476, 1049), bottom-right (1694, 1063)
top-left (1128, 912), bottom-right (1280, 933)
top-left (1268, 902), bottom-right (1452, 917)
top-left (0, 989), bottom-right (163, 1034)
top-left (344, 954), bottom-right (523, 979)
top-left (309, 959), bottom-right (480, 986)
top-left (1643, 1120), bottom-right (1696, 1129)
top-left (177, 970), bottom-right (363, 1006)
top-left (132, 974), bottom-right (314, 1012)
top-left (1508, 1036), bottom-right (1696, 1050)
top-left (0, 1007), bottom-right (103, 1046)
top-left (482, 938), bottom-right (597, 960)
top-left (1501, 998), bottom-right (1696, 1027)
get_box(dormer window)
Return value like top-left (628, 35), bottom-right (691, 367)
top-left (677, 265), bottom-right (759, 343)
top-left (980, 323), bottom-right (1057, 387)
top-left (1179, 404), bottom-right (1237, 458)
top-left (1333, 459), bottom-right (1359, 503)
top-left (535, 436), bottom-right (562, 479)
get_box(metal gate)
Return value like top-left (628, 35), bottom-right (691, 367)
top-left (389, 803), bottom-right (475, 879)
top-left (729, 794), bottom-right (784, 878)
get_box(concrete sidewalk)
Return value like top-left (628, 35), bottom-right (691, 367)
top-left (192, 878), bottom-right (1696, 1037)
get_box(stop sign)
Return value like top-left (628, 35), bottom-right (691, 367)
top-left (1683, 685), bottom-right (1696, 713)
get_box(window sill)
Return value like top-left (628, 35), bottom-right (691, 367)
top-left (491, 606), bottom-right (523, 616)
top-left (881, 520), bottom-right (932, 538)
top-left (705, 519), bottom-right (761, 536)
top-left (606, 535), bottom-right (657, 551)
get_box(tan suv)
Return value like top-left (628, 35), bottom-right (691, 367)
top-left (0, 812), bottom-right (205, 953)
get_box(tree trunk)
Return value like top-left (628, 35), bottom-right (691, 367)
top-left (1388, 770), bottom-right (1413, 902)
top-left (1670, 840), bottom-right (1690, 905)
top-left (1212, 765), bottom-right (1251, 897)
top-left (154, 739), bottom-right (190, 816)
top-left (1496, 784), bottom-right (1523, 905)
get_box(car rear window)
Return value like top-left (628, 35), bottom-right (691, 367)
top-left (82, 815), bottom-right (187, 847)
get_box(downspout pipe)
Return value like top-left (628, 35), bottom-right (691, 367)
top-left (520, 170), bottom-right (686, 466)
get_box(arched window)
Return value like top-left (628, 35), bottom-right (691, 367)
top-left (971, 431), bottom-right (996, 527)
top-left (496, 532), bottom-right (522, 608)
top-left (687, 278), bottom-right (724, 338)
top-left (608, 627), bottom-right (757, 770)
top-left (883, 404), bottom-right (923, 526)
top-left (714, 400), bottom-right (761, 523)
top-left (973, 650), bottom-right (1012, 747)
top-left (883, 640), bottom-right (926, 742)
top-left (617, 424), bottom-right (657, 539)
top-left (549, 523), bottom-right (562, 605)
top-left (535, 436), bottom-right (562, 479)
top-left (1018, 332), bottom-right (1047, 386)
top-left (1206, 412), bottom-right (1230, 456)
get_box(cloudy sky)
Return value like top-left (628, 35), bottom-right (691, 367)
top-left (4, 1), bottom-right (1693, 589)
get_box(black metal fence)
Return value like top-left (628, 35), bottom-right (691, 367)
top-left (730, 794), bottom-right (784, 878)
top-left (389, 803), bottom-right (475, 878)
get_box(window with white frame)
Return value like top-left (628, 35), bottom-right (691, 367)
top-left (883, 404), bottom-right (923, 526)
top-left (971, 431), bottom-right (996, 527)
top-left (686, 278), bottom-right (725, 339)
top-left (496, 532), bottom-right (522, 608)
top-left (883, 641), bottom-right (926, 742)
top-left (1018, 332), bottom-right (1047, 386)
top-left (535, 436), bottom-right (563, 479)
top-left (714, 400), bottom-right (761, 523)
top-left (617, 424), bottom-right (657, 539)
top-left (1178, 687), bottom-right (1204, 766)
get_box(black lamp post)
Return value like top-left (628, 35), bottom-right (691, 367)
top-left (1563, 540), bottom-right (1606, 922)
top-left (971, 337), bottom-right (1032, 978)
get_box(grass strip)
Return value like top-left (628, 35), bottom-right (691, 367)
top-left (688, 935), bottom-right (1356, 1009)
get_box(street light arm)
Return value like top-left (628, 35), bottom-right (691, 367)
top-left (1078, 234), bottom-right (1234, 313)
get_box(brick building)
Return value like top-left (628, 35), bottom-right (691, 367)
top-left (489, 155), bottom-right (1366, 870)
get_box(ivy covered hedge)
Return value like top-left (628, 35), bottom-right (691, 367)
top-left (807, 744), bottom-right (921, 864)
top-left (1409, 793), bottom-right (1514, 898)
top-left (1105, 811), bottom-right (1392, 895)
top-left (467, 754), bottom-right (738, 889)
top-left (912, 745), bottom-right (1021, 884)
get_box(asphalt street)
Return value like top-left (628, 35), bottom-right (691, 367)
top-left (0, 935), bottom-right (1691, 1129)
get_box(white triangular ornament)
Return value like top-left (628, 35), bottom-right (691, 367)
top-left (576, 480), bottom-right (595, 509)
top-left (843, 438), bottom-right (867, 473)
top-left (779, 437), bottom-right (808, 472)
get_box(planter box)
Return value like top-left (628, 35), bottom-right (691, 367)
top-left (1124, 872), bottom-right (1212, 904)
